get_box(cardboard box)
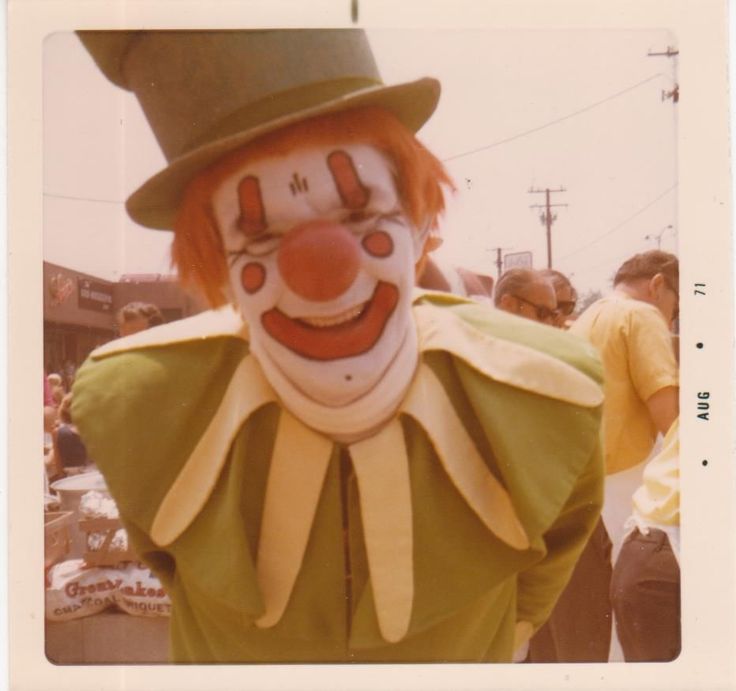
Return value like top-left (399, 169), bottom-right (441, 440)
top-left (45, 612), bottom-right (170, 664)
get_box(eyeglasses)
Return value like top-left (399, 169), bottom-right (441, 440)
top-left (665, 280), bottom-right (679, 322)
top-left (512, 295), bottom-right (557, 322)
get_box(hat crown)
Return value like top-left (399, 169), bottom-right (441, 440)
top-left (77, 30), bottom-right (440, 230)
top-left (79, 29), bottom-right (382, 162)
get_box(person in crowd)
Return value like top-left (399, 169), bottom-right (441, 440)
top-left (526, 267), bottom-right (612, 663)
top-left (572, 249), bottom-right (679, 492)
top-left (494, 268), bottom-right (557, 325)
top-left (116, 301), bottom-right (165, 337)
top-left (44, 370), bottom-right (55, 408)
top-left (43, 371), bottom-right (59, 480)
top-left (72, 29), bottom-right (604, 663)
top-left (62, 359), bottom-right (77, 391)
top-left (541, 250), bottom-right (677, 662)
top-left (47, 373), bottom-right (66, 407)
top-left (540, 269), bottom-right (577, 329)
top-left (43, 404), bottom-right (62, 483)
top-left (54, 393), bottom-right (92, 472)
top-left (611, 418), bottom-right (680, 661)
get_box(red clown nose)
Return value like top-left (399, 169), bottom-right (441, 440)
top-left (277, 221), bottom-right (361, 301)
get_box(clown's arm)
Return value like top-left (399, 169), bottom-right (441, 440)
top-left (513, 435), bottom-right (604, 651)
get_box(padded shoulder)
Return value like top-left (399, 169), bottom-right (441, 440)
top-left (72, 334), bottom-right (249, 531)
top-left (92, 305), bottom-right (248, 359)
top-left (413, 294), bottom-right (603, 408)
top-left (416, 291), bottom-right (602, 383)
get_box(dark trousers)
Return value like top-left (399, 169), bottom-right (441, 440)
top-left (527, 519), bottom-right (613, 662)
top-left (610, 528), bottom-right (681, 662)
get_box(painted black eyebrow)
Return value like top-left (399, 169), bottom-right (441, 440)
top-left (237, 175), bottom-right (268, 236)
top-left (326, 150), bottom-right (371, 210)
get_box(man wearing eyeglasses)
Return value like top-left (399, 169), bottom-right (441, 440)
top-left (540, 269), bottom-right (578, 329)
top-left (494, 268), bottom-right (558, 325)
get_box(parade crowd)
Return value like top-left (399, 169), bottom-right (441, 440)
top-left (43, 302), bottom-right (164, 484)
top-left (45, 252), bottom-right (680, 663)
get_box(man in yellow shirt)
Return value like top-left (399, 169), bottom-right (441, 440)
top-left (572, 250), bottom-right (678, 559)
top-left (529, 251), bottom-right (679, 662)
top-left (571, 250), bottom-right (679, 657)
top-left (572, 251), bottom-right (679, 476)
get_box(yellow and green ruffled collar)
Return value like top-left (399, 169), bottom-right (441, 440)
top-left (90, 293), bottom-right (603, 644)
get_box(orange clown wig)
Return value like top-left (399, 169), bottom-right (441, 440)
top-left (172, 107), bottom-right (455, 307)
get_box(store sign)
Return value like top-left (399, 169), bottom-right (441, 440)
top-left (48, 273), bottom-right (74, 306)
top-left (77, 278), bottom-right (114, 313)
top-left (504, 251), bottom-right (533, 270)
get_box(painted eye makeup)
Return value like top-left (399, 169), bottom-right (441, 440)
top-left (345, 210), bottom-right (372, 223)
top-left (342, 209), bottom-right (403, 230)
top-left (227, 248), bottom-right (248, 267)
top-left (242, 233), bottom-right (281, 256)
top-left (237, 176), bottom-right (267, 237)
top-left (341, 210), bottom-right (379, 231)
top-left (379, 210), bottom-right (404, 224)
top-left (226, 232), bottom-right (281, 265)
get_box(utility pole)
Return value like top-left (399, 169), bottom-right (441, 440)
top-left (529, 186), bottom-right (567, 268)
top-left (647, 46), bottom-right (678, 245)
top-left (488, 247), bottom-right (511, 279)
top-left (647, 46), bottom-right (679, 103)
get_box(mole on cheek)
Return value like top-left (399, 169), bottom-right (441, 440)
top-left (241, 262), bottom-right (266, 294)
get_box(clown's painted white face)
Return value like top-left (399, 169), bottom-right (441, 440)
top-left (212, 144), bottom-right (426, 407)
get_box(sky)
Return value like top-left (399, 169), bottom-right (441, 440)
top-left (43, 28), bottom-right (678, 297)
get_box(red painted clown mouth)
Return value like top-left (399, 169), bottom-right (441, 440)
top-left (261, 282), bottom-right (399, 361)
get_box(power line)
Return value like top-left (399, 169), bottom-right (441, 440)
top-left (44, 192), bottom-right (123, 205)
top-left (580, 223), bottom-right (676, 276)
top-left (45, 73), bottom-right (666, 207)
top-left (572, 252), bottom-right (631, 276)
top-left (442, 73), bottom-right (666, 163)
top-left (557, 183), bottom-right (677, 262)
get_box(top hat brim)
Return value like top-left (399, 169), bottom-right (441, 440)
top-left (127, 76), bottom-right (441, 230)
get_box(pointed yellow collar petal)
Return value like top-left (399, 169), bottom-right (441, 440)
top-left (150, 355), bottom-right (274, 546)
top-left (414, 303), bottom-right (603, 408)
top-left (254, 415), bottom-right (415, 642)
top-left (255, 410), bottom-right (333, 629)
top-left (349, 419), bottom-right (414, 642)
top-left (401, 363), bottom-right (530, 550)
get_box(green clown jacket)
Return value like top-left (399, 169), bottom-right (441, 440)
top-left (72, 290), bottom-right (604, 663)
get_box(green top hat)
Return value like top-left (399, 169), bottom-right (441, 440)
top-left (77, 29), bottom-right (441, 230)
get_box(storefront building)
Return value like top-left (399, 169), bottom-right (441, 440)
top-left (43, 262), bottom-right (206, 383)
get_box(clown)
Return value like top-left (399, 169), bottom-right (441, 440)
top-left (73, 30), bottom-right (605, 663)
top-left (173, 107), bottom-right (452, 435)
